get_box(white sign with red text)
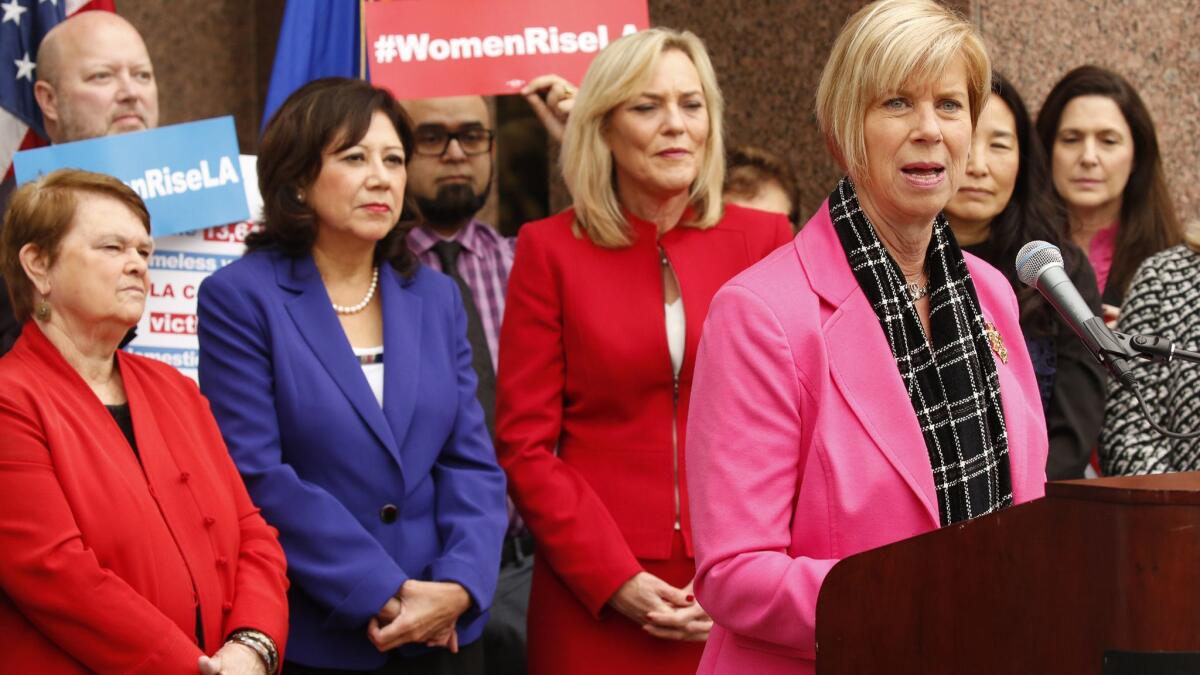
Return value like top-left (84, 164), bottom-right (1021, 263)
top-left (125, 155), bottom-right (260, 381)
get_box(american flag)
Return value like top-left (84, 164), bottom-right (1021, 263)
top-left (0, 0), bottom-right (114, 182)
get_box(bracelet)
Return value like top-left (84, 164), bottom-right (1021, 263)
top-left (227, 628), bottom-right (279, 674)
top-left (227, 630), bottom-right (277, 674)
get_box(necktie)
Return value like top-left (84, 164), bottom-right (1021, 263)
top-left (431, 240), bottom-right (496, 438)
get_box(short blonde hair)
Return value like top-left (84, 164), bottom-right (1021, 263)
top-left (816, 0), bottom-right (990, 182)
top-left (1, 169), bottom-right (150, 322)
top-left (562, 28), bottom-right (725, 248)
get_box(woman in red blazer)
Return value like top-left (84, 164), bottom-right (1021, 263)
top-left (495, 29), bottom-right (792, 675)
top-left (0, 170), bottom-right (288, 674)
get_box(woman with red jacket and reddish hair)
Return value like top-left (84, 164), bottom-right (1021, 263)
top-left (0, 169), bottom-right (288, 675)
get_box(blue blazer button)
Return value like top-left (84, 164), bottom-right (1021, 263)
top-left (380, 504), bottom-right (399, 524)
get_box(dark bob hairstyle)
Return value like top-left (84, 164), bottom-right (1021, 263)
top-left (974, 73), bottom-right (1080, 334)
top-left (1036, 65), bottom-right (1181, 302)
top-left (248, 77), bottom-right (419, 278)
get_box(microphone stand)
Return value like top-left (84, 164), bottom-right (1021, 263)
top-left (1073, 319), bottom-right (1200, 385)
top-left (1117, 332), bottom-right (1200, 366)
top-left (1090, 326), bottom-right (1200, 474)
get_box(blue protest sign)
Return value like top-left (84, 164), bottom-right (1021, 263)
top-left (13, 117), bottom-right (249, 237)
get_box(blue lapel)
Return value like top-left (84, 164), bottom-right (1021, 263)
top-left (276, 254), bottom-right (404, 473)
top-left (379, 264), bottom-right (422, 455)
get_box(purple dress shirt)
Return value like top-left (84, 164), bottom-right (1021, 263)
top-left (409, 219), bottom-right (514, 369)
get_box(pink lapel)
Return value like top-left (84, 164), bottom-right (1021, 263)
top-left (796, 203), bottom-right (941, 525)
top-left (963, 255), bottom-right (1043, 503)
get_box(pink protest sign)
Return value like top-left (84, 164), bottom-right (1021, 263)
top-left (365, 0), bottom-right (650, 98)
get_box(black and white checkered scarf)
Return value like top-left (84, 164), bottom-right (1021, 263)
top-left (829, 177), bottom-right (1013, 526)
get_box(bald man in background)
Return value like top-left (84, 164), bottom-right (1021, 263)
top-left (34, 11), bottom-right (159, 142)
top-left (0, 11), bottom-right (158, 355)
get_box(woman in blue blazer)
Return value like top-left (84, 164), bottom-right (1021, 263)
top-left (197, 78), bottom-right (507, 674)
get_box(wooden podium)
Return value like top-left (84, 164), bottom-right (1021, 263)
top-left (814, 473), bottom-right (1200, 674)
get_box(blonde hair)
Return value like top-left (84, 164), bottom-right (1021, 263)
top-left (561, 28), bottom-right (725, 248)
top-left (815, 0), bottom-right (991, 182)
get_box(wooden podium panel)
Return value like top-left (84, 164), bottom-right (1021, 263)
top-left (814, 473), bottom-right (1200, 674)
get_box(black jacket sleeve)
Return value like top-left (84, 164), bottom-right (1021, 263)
top-left (1100, 276), bottom-right (1125, 308)
top-left (1044, 255), bottom-right (1107, 479)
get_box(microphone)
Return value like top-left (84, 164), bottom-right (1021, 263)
top-left (1018, 241), bottom-right (1200, 448)
top-left (1015, 241), bottom-right (1138, 387)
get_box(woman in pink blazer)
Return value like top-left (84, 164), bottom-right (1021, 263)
top-left (685, 2), bottom-right (1049, 673)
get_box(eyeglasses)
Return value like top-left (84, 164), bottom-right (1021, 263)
top-left (413, 126), bottom-right (495, 157)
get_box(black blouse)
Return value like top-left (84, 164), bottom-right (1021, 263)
top-left (964, 241), bottom-right (1107, 479)
top-left (105, 403), bottom-right (139, 460)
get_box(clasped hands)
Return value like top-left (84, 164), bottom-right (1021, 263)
top-left (367, 579), bottom-right (471, 654)
top-left (609, 571), bottom-right (712, 642)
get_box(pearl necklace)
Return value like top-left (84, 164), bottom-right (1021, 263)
top-left (332, 267), bottom-right (379, 315)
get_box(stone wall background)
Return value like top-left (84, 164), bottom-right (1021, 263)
top-left (977, 0), bottom-right (1200, 220)
top-left (651, 0), bottom-right (1198, 223)
top-left (117, 0), bottom-right (283, 152)
top-left (117, 0), bottom-right (1200, 226)
top-left (648, 0), bottom-right (963, 219)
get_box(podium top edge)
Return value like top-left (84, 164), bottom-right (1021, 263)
top-left (1047, 471), bottom-right (1200, 504)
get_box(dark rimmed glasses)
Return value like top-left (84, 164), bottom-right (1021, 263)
top-left (413, 125), bottom-right (495, 157)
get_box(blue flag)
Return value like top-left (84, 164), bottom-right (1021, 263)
top-left (262, 0), bottom-right (362, 130)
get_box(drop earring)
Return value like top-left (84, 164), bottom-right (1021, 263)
top-left (35, 300), bottom-right (50, 321)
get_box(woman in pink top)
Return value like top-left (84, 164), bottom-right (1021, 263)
top-left (684, 1), bottom-right (1049, 673)
top-left (1036, 65), bottom-right (1182, 319)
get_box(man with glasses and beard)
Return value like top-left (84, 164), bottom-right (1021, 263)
top-left (403, 95), bottom-right (529, 675)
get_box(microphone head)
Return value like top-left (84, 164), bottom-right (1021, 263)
top-left (1016, 240), bottom-right (1064, 288)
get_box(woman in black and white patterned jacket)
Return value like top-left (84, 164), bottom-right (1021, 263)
top-left (1100, 222), bottom-right (1200, 474)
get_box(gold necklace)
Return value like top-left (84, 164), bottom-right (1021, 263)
top-left (906, 280), bottom-right (930, 302)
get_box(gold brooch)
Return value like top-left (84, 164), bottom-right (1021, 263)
top-left (984, 320), bottom-right (1008, 364)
